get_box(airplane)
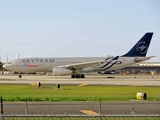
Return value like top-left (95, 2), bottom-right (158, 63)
top-left (3, 32), bottom-right (155, 78)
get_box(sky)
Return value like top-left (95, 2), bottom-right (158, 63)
top-left (0, 0), bottom-right (160, 62)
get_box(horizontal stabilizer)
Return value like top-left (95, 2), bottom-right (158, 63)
top-left (134, 56), bottom-right (156, 62)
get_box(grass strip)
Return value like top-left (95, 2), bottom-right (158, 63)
top-left (3, 116), bottom-right (160, 120)
top-left (0, 85), bottom-right (159, 101)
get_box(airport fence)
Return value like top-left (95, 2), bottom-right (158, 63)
top-left (0, 99), bottom-right (160, 119)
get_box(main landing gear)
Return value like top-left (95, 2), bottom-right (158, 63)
top-left (71, 74), bottom-right (85, 79)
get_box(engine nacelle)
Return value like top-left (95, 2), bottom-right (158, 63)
top-left (53, 68), bottom-right (72, 76)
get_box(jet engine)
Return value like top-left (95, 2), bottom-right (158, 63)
top-left (53, 68), bottom-right (72, 76)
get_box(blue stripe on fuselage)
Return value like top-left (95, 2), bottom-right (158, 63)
top-left (99, 61), bottom-right (122, 71)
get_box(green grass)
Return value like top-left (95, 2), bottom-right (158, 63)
top-left (0, 85), bottom-right (160, 101)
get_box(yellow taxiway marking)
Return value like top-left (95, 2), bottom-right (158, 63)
top-left (30, 83), bottom-right (36, 86)
top-left (80, 110), bottom-right (99, 115)
top-left (78, 84), bottom-right (88, 87)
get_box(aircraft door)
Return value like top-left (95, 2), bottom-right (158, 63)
top-left (16, 59), bottom-right (20, 66)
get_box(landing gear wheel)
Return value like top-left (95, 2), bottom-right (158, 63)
top-left (71, 74), bottom-right (75, 78)
top-left (19, 74), bottom-right (22, 78)
top-left (76, 74), bottom-right (80, 78)
top-left (80, 74), bottom-right (85, 78)
top-left (71, 74), bottom-right (85, 79)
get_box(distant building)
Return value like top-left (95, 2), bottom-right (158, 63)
top-left (114, 62), bottom-right (160, 75)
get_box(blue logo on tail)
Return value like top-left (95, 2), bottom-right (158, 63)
top-left (136, 41), bottom-right (148, 54)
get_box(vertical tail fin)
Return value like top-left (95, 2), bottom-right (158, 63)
top-left (122, 32), bottom-right (153, 57)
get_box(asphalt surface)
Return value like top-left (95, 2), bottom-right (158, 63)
top-left (0, 74), bottom-right (160, 86)
top-left (0, 74), bottom-right (160, 115)
top-left (2, 101), bottom-right (160, 115)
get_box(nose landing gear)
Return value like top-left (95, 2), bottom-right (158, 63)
top-left (19, 74), bottom-right (22, 78)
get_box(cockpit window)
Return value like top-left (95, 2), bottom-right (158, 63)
top-left (7, 62), bottom-right (12, 64)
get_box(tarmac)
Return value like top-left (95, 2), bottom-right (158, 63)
top-left (0, 74), bottom-right (160, 86)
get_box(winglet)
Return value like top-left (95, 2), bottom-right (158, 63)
top-left (122, 32), bottom-right (153, 57)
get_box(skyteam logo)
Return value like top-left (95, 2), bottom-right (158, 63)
top-left (136, 41), bottom-right (148, 54)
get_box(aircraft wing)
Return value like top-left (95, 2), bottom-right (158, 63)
top-left (56, 60), bottom-right (105, 69)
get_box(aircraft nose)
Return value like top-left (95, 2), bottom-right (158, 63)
top-left (2, 64), bottom-right (9, 70)
top-left (2, 64), bottom-right (6, 69)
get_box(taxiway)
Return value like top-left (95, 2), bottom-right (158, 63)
top-left (0, 74), bottom-right (160, 86)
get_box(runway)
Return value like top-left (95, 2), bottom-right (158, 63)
top-left (0, 74), bottom-right (160, 115)
top-left (0, 74), bottom-right (160, 86)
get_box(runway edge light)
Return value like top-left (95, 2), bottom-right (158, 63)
top-left (37, 82), bottom-right (41, 87)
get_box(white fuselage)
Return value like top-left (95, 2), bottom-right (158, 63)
top-left (3, 56), bottom-right (137, 73)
